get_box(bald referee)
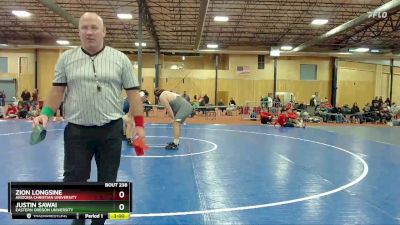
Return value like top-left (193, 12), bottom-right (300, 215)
top-left (32, 12), bottom-right (145, 225)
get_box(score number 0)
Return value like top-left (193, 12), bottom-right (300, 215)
top-left (118, 191), bottom-right (125, 210)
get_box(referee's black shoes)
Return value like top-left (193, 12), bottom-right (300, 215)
top-left (165, 142), bottom-right (179, 150)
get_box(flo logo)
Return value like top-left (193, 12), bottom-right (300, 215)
top-left (368, 11), bottom-right (387, 18)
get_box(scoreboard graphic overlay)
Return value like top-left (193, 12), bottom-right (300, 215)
top-left (8, 182), bottom-right (131, 220)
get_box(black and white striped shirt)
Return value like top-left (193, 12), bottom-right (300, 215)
top-left (53, 46), bottom-right (139, 126)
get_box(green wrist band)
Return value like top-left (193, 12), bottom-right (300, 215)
top-left (41, 106), bottom-right (54, 119)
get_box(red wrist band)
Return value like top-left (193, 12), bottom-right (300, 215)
top-left (134, 116), bottom-right (144, 127)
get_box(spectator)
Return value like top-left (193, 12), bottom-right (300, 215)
top-left (21, 89), bottom-right (31, 102)
top-left (309, 95), bottom-right (317, 107)
top-left (141, 90), bottom-right (152, 117)
top-left (229, 97), bottom-right (236, 106)
top-left (17, 101), bottom-right (29, 118)
top-left (260, 110), bottom-right (273, 124)
top-left (5, 103), bottom-right (18, 118)
top-left (32, 88), bottom-right (38, 101)
top-left (274, 108), bottom-right (304, 128)
top-left (182, 91), bottom-right (190, 102)
top-left (363, 103), bottom-right (371, 112)
top-left (351, 102), bottom-right (360, 114)
top-left (371, 97), bottom-right (380, 111)
top-left (321, 97), bottom-right (328, 105)
top-left (385, 97), bottom-right (391, 106)
top-left (217, 99), bottom-right (226, 112)
top-left (203, 94), bottom-right (210, 104)
top-left (350, 102), bottom-right (363, 123)
top-left (0, 91), bottom-right (5, 106)
top-left (380, 103), bottom-right (392, 123)
top-left (31, 88), bottom-right (39, 110)
top-left (314, 92), bottom-right (320, 105)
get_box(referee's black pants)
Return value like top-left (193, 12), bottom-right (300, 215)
top-left (63, 119), bottom-right (123, 225)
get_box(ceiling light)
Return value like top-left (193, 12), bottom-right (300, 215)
top-left (350, 48), bottom-right (369, 53)
top-left (214, 16), bottom-right (229, 22)
top-left (280, 45), bottom-right (293, 51)
top-left (56, 40), bottom-right (70, 45)
top-left (135, 42), bottom-right (146, 47)
top-left (311, 19), bottom-right (328, 25)
top-left (117, 13), bottom-right (133, 19)
top-left (12, 10), bottom-right (31, 18)
top-left (370, 49), bottom-right (380, 53)
top-left (0, 44), bottom-right (8, 47)
top-left (199, 49), bottom-right (218, 52)
top-left (207, 44), bottom-right (218, 49)
top-left (270, 47), bottom-right (280, 56)
top-left (182, 56), bottom-right (185, 60)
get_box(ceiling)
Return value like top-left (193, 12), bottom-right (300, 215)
top-left (1, 0), bottom-right (400, 55)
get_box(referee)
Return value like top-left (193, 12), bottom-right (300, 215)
top-left (33, 12), bottom-right (145, 225)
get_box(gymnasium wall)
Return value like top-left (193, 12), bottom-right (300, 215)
top-left (155, 55), bottom-right (332, 105)
top-left (382, 65), bottom-right (400, 105)
top-left (275, 56), bottom-right (331, 105)
top-left (37, 49), bottom-right (63, 101)
top-left (1, 48), bottom-right (399, 107)
top-left (337, 61), bottom-right (400, 107)
top-left (128, 54), bottom-right (229, 70)
top-left (0, 49), bottom-right (35, 99)
top-left (337, 61), bottom-right (376, 107)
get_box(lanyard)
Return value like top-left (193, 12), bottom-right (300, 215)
top-left (90, 56), bottom-right (101, 92)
